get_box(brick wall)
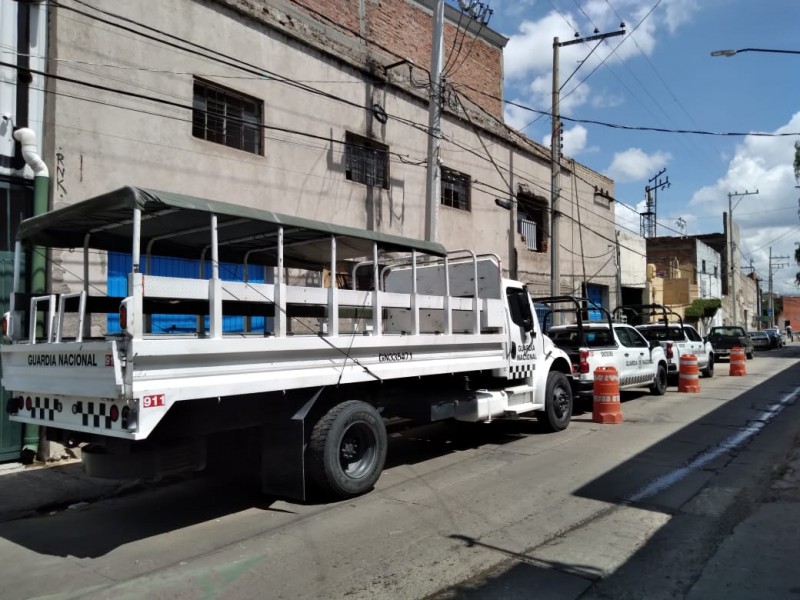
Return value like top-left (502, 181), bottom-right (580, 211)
top-left (290, 0), bottom-right (505, 118)
top-left (781, 296), bottom-right (800, 331)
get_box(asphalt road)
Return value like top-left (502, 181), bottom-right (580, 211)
top-left (1, 345), bottom-right (799, 600)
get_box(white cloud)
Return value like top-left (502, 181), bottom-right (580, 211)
top-left (661, 0), bottom-right (702, 33)
top-left (606, 148), bottom-right (672, 183)
top-left (543, 124), bottom-right (588, 156)
top-left (503, 100), bottom-right (539, 131)
top-left (689, 112), bottom-right (800, 293)
top-left (501, 0), bottom-right (704, 127)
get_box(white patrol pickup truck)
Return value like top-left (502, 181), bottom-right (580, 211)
top-left (619, 304), bottom-right (715, 380)
top-left (535, 296), bottom-right (668, 396)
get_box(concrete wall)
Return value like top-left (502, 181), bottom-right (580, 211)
top-left (695, 239), bottom-right (722, 300)
top-left (618, 230), bottom-right (646, 288)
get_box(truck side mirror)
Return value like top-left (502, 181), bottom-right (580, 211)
top-left (522, 316), bottom-right (535, 334)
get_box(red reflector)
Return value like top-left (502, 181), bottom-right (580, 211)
top-left (666, 342), bottom-right (674, 359)
top-left (1, 315), bottom-right (7, 336)
top-left (110, 405), bottom-right (120, 422)
top-left (579, 349), bottom-right (590, 374)
top-left (119, 304), bottom-right (128, 330)
top-left (25, 396), bottom-right (32, 410)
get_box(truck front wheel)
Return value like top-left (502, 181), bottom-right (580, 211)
top-left (650, 363), bottom-right (668, 395)
top-left (308, 400), bottom-right (387, 499)
top-left (537, 371), bottom-right (573, 432)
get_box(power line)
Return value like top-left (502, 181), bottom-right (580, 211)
top-left (457, 82), bottom-right (800, 137)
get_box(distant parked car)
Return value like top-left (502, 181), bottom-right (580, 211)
top-left (708, 326), bottom-right (755, 360)
top-left (749, 330), bottom-right (771, 350)
top-left (764, 328), bottom-right (784, 348)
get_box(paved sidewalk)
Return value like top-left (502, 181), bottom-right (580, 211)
top-left (0, 459), bottom-right (134, 523)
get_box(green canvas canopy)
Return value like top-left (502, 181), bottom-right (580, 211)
top-left (16, 187), bottom-right (447, 267)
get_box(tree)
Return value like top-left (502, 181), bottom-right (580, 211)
top-left (685, 298), bottom-right (721, 335)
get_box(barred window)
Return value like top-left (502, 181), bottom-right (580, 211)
top-left (192, 79), bottom-right (263, 155)
top-left (345, 132), bottom-right (389, 189)
top-left (441, 167), bottom-right (471, 211)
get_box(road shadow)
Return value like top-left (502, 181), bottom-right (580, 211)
top-left (0, 417), bottom-right (544, 558)
top-left (434, 349), bottom-right (800, 598)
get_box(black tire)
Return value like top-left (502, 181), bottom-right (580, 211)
top-left (746, 350), bottom-right (754, 360)
top-left (701, 354), bottom-right (714, 378)
top-left (308, 400), bottom-right (387, 499)
top-left (650, 363), bottom-right (668, 396)
top-left (537, 371), bottom-right (573, 432)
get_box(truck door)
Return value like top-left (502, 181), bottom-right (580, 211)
top-left (685, 326), bottom-right (707, 369)
top-left (615, 325), bottom-right (650, 386)
top-left (506, 287), bottom-right (537, 373)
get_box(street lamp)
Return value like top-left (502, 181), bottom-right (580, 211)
top-left (711, 48), bottom-right (800, 57)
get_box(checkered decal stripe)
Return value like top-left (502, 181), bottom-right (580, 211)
top-left (620, 374), bottom-right (654, 387)
top-left (29, 397), bottom-right (59, 422)
top-left (508, 363), bottom-right (536, 379)
top-left (25, 398), bottom-right (114, 430)
top-left (81, 402), bottom-right (114, 430)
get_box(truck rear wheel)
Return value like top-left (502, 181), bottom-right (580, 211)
top-left (308, 400), bottom-right (387, 498)
top-left (537, 371), bottom-right (572, 432)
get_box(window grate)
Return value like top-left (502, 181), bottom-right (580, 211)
top-left (518, 218), bottom-right (538, 250)
top-left (345, 132), bottom-right (389, 189)
top-left (441, 167), bottom-right (471, 211)
top-left (193, 79), bottom-right (263, 155)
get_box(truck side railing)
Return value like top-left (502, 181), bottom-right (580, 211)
top-left (11, 245), bottom-right (505, 343)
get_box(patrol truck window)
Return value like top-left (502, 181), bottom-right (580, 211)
top-left (615, 327), bottom-right (633, 347)
top-left (506, 287), bottom-right (533, 330)
top-left (686, 327), bottom-right (702, 342)
top-left (628, 327), bottom-right (649, 348)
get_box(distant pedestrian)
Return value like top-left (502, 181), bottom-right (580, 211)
top-left (786, 325), bottom-right (793, 342)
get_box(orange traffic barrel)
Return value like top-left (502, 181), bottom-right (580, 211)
top-left (678, 354), bottom-right (700, 392)
top-left (593, 366), bottom-right (623, 424)
top-left (729, 346), bottom-right (746, 376)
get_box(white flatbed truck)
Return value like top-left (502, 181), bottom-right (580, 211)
top-left (1, 187), bottom-right (574, 500)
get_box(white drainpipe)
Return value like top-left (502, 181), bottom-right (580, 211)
top-left (13, 127), bottom-right (49, 177)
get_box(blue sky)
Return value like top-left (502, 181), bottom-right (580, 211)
top-left (457, 0), bottom-right (800, 293)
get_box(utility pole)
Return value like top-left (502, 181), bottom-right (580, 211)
top-left (424, 0), bottom-right (492, 243)
top-left (728, 189), bottom-right (758, 326)
top-left (424, 0), bottom-right (445, 242)
top-left (614, 230), bottom-right (622, 306)
top-left (551, 26), bottom-right (624, 295)
top-left (768, 247), bottom-right (790, 328)
top-left (640, 169), bottom-right (670, 238)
